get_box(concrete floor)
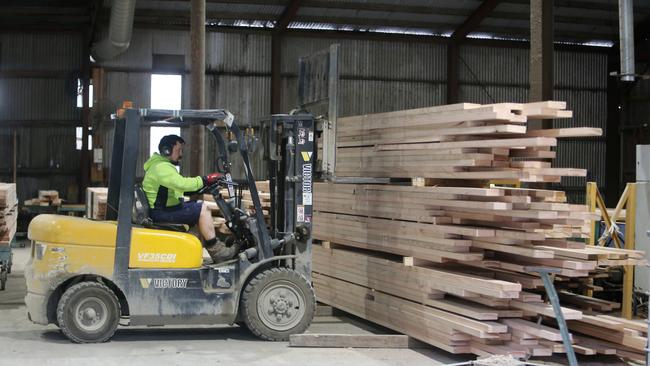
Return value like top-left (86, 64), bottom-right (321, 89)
top-left (0, 245), bottom-right (472, 366)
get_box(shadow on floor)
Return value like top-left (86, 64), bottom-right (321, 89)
top-left (33, 325), bottom-right (260, 344)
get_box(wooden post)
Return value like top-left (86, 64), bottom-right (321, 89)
top-left (79, 32), bottom-right (91, 202)
top-left (270, 0), bottom-right (304, 114)
top-left (586, 182), bottom-right (598, 246)
top-left (446, 0), bottom-right (500, 104)
top-left (446, 42), bottom-right (459, 104)
top-left (584, 181), bottom-right (596, 297)
top-left (622, 183), bottom-right (636, 319)
top-left (189, 0), bottom-right (206, 175)
top-left (529, 0), bottom-right (554, 130)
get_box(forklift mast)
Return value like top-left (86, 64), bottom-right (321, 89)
top-left (266, 114), bottom-right (315, 280)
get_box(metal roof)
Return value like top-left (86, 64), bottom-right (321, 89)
top-left (1, 0), bottom-right (649, 45)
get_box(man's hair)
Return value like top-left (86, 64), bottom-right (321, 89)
top-left (159, 135), bottom-right (185, 156)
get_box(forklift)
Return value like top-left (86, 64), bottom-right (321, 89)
top-left (24, 108), bottom-right (316, 343)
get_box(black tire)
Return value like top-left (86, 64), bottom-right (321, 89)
top-left (241, 267), bottom-right (315, 341)
top-left (56, 282), bottom-right (120, 343)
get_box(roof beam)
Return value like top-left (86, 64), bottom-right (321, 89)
top-left (451, 0), bottom-right (501, 41)
top-left (276, 0), bottom-right (304, 31)
top-left (149, 0), bottom-right (618, 27)
top-left (125, 10), bottom-right (618, 41)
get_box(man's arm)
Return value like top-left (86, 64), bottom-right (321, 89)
top-left (154, 163), bottom-right (204, 194)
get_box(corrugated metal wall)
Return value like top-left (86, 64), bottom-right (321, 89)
top-left (0, 33), bottom-right (83, 202)
top-left (281, 37), bottom-right (447, 117)
top-left (555, 51), bottom-right (608, 203)
top-left (1, 28), bottom-right (609, 204)
top-left (620, 60), bottom-right (650, 186)
top-left (97, 30), bottom-right (272, 181)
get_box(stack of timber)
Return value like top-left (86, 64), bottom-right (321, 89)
top-left (0, 183), bottom-right (18, 245)
top-left (335, 101), bottom-right (597, 183)
top-left (312, 101), bottom-right (648, 361)
top-left (24, 190), bottom-right (63, 206)
top-left (86, 187), bottom-right (108, 220)
top-left (203, 181), bottom-right (271, 234)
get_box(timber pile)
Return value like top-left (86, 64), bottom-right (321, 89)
top-left (203, 181), bottom-right (271, 234)
top-left (86, 187), bottom-right (108, 220)
top-left (0, 183), bottom-right (18, 245)
top-left (335, 101), bottom-right (598, 183)
top-left (25, 190), bottom-right (62, 206)
top-left (312, 101), bottom-right (647, 361)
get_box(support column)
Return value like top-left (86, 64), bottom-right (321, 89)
top-left (606, 47), bottom-right (622, 207)
top-left (446, 0), bottom-right (500, 105)
top-left (79, 33), bottom-right (91, 202)
top-left (618, 0), bottom-right (635, 82)
top-left (271, 34), bottom-right (282, 114)
top-left (189, 0), bottom-right (206, 176)
top-left (529, 0), bottom-right (554, 130)
top-left (446, 42), bottom-right (460, 104)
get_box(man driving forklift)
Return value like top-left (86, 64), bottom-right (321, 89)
top-left (143, 134), bottom-right (239, 263)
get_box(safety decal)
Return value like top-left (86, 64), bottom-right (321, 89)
top-left (301, 151), bottom-right (313, 162)
top-left (303, 192), bottom-right (312, 205)
top-left (297, 205), bottom-right (305, 223)
top-left (298, 128), bottom-right (306, 145)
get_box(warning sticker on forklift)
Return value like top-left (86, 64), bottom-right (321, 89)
top-left (303, 192), bottom-right (312, 205)
top-left (298, 128), bottom-right (306, 145)
top-left (297, 205), bottom-right (305, 222)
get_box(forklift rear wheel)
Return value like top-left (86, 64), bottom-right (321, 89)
top-left (241, 267), bottom-right (315, 341)
top-left (56, 282), bottom-right (120, 343)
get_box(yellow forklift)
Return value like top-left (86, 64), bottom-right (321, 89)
top-left (24, 108), bottom-right (316, 343)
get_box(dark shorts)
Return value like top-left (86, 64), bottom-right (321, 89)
top-left (150, 200), bottom-right (203, 226)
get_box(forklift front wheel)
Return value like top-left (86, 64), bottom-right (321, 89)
top-left (56, 282), bottom-right (121, 343)
top-left (241, 267), bottom-right (315, 341)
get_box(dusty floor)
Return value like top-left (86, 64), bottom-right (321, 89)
top-left (0, 244), bottom-right (472, 366)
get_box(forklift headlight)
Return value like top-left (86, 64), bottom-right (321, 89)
top-left (35, 243), bottom-right (47, 260)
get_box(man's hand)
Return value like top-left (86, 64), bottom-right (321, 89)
top-left (202, 172), bottom-right (224, 186)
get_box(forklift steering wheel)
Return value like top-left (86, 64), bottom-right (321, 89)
top-left (198, 182), bottom-right (221, 195)
top-left (198, 179), bottom-right (238, 195)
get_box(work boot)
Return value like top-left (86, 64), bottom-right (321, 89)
top-left (205, 239), bottom-right (240, 263)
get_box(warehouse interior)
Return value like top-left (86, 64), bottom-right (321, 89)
top-left (1, 0), bottom-right (650, 365)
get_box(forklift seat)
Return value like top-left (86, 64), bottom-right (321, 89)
top-left (133, 185), bottom-right (189, 233)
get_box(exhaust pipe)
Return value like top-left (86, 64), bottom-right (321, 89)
top-left (91, 0), bottom-right (137, 62)
top-left (619, 0), bottom-right (635, 81)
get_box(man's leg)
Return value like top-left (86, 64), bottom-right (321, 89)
top-left (197, 203), bottom-right (216, 241)
top-left (198, 202), bottom-right (240, 263)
